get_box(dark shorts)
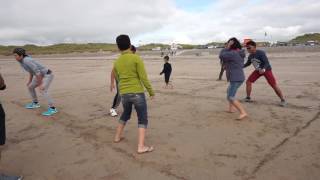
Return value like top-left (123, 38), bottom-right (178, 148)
top-left (119, 93), bottom-right (148, 128)
top-left (247, 70), bottom-right (277, 87)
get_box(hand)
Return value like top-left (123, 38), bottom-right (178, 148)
top-left (39, 86), bottom-right (45, 92)
top-left (27, 81), bottom-right (31, 87)
top-left (150, 95), bottom-right (155, 100)
top-left (258, 69), bottom-right (265, 74)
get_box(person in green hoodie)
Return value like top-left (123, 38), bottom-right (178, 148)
top-left (110, 35), bottom-right (155, 154)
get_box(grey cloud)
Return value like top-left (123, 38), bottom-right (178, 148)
top-left (0, 0), bottom-right (175, 45)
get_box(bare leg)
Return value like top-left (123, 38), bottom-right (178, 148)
top-left (114, 123), bottom-right (125, 142)
top-left (138, 128), bottom-right (146, 150)
top-left (137, 128), bottom-right (153, 153)
top-left (246, 81), bottom-right (252, 98)
top-left (231, 100), bottom-right (248, 120)
top-left (227, 102), bottom-right (236, 113)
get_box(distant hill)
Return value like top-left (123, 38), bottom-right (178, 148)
top-left (0, 43), bottom-right (118, 56)
top-left (290, 33), bottom-right (320, 43)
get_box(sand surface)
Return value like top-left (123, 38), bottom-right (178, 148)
top-left (0, 47), bottom-right (320, 180)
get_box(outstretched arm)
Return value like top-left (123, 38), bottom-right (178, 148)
top-left (243, 59), bottom-right (251, 68)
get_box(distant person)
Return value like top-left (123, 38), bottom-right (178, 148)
top-left (111, 35), bottom-right (155, 154)
top-left (0, 73), bottom-right (24, 180)
top-left (13, 48), bottom-right (57, 116)
top-left (160, 55), bottom-right (173, 89)
top-left (160, 49), bottom-right (164, 57)
top-left (217, 43), bottom-right (228, 81)
top-left (109, 45), bottom-right (136, 117)
top-left (219, 38), bottom-right (248, 120)
top-left (244, 40), bottom-right (286, 106)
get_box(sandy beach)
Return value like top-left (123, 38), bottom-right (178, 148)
top-left (0, 47), bottom-right (319, 180)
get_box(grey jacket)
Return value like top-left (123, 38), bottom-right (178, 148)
top-left (219, 48), bottom-right (245, 82)
top-left (19, 56), bottom-right (48, 76)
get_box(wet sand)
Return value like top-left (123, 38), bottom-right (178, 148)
top-left (0, 47), bottom-right (319, 180)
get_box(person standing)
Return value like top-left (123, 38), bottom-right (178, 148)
top-left (244, 40), bottom-right (286, 106)
top-left (219, 38), bottom-right (248, 120)
top-left (111, 35), bottom-right (155, 154)
top-left (160, 55), bottom-right (173, 89)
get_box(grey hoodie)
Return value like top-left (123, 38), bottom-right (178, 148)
top-left (219, 48), bottom-right (245, 82)
top-left (19, 56), bottom-right (48, 76)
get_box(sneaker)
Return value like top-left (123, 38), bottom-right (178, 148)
top-left (25, 102), bottom-right (40, 109)
top-left (0, 174), bottom-right (23, 180)
top-left (42, 107), bottom-right (58, 116)
top-left (244, 97), bottom-right (252, 102)
top-left (110, 108), bottom-right (118, 117)
top-left (280, 100), bottom-right (287, 107)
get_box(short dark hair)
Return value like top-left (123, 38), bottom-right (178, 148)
top-left (116, 34), bottom-right (131, 51)
top-left (164, 55), bottom-right (169, 61)
top-left (130, 45), bottom-right (136, 53)
top-left (246, 40), bottom-right (256, 47)
top-left (13, 48), bottom-right (27, 57)
top-left (227, 37), bottom-right (242, 50)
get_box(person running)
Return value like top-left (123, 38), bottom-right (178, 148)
top-left (219, 37), bottom-right (248, 120)
top-left (109, 45), bottom-right (137, 117)
top-left (244, 40), bottom-right (286, 106)
top-left (160, 55), bottom-right (173, 89)
top-left (13, 48), bottom-right (57, 116)
top-left (0, 73), bottom-right (24, 180)
top-left (111, 35), bottom-right (155, 154)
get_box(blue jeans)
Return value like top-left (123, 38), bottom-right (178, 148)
top-left (119, 93), bottom-right (148, 128)
top-left (227, 81), bottom-right (243, 101)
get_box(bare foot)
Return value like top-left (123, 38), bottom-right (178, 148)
top-left (137, 146), bottom-right (154, 154)
top-left (113, 137), bottom-right (125, 143)
top-left (237, 113), bottom-right (248, 120)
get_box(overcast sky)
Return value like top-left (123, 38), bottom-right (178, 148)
top-left (0, 0), bottom-right (319, 45)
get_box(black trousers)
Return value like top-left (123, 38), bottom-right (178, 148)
top-left (165, 72), bottom-right (171, 84)
top-left (0, 104), bottom-right (5, 145)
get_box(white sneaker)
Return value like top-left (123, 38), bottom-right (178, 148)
top-left (110, 108), bottom-right (118, 117)
top-left (279, 100), bottom-right (287, 107)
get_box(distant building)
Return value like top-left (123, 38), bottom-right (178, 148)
top-left (152, 47), bottom-right (161, 51)
top-left (275, 41), bottom-right (288, 46)
top-left (305, 40), bottom-right (319, 46)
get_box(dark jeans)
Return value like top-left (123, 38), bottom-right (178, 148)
top-left (0, 104), bottom-right (6, 145)
top-left (119, 93), bottom-right (148, 128)
top-left (111, 82), bottom-right (121, 109)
